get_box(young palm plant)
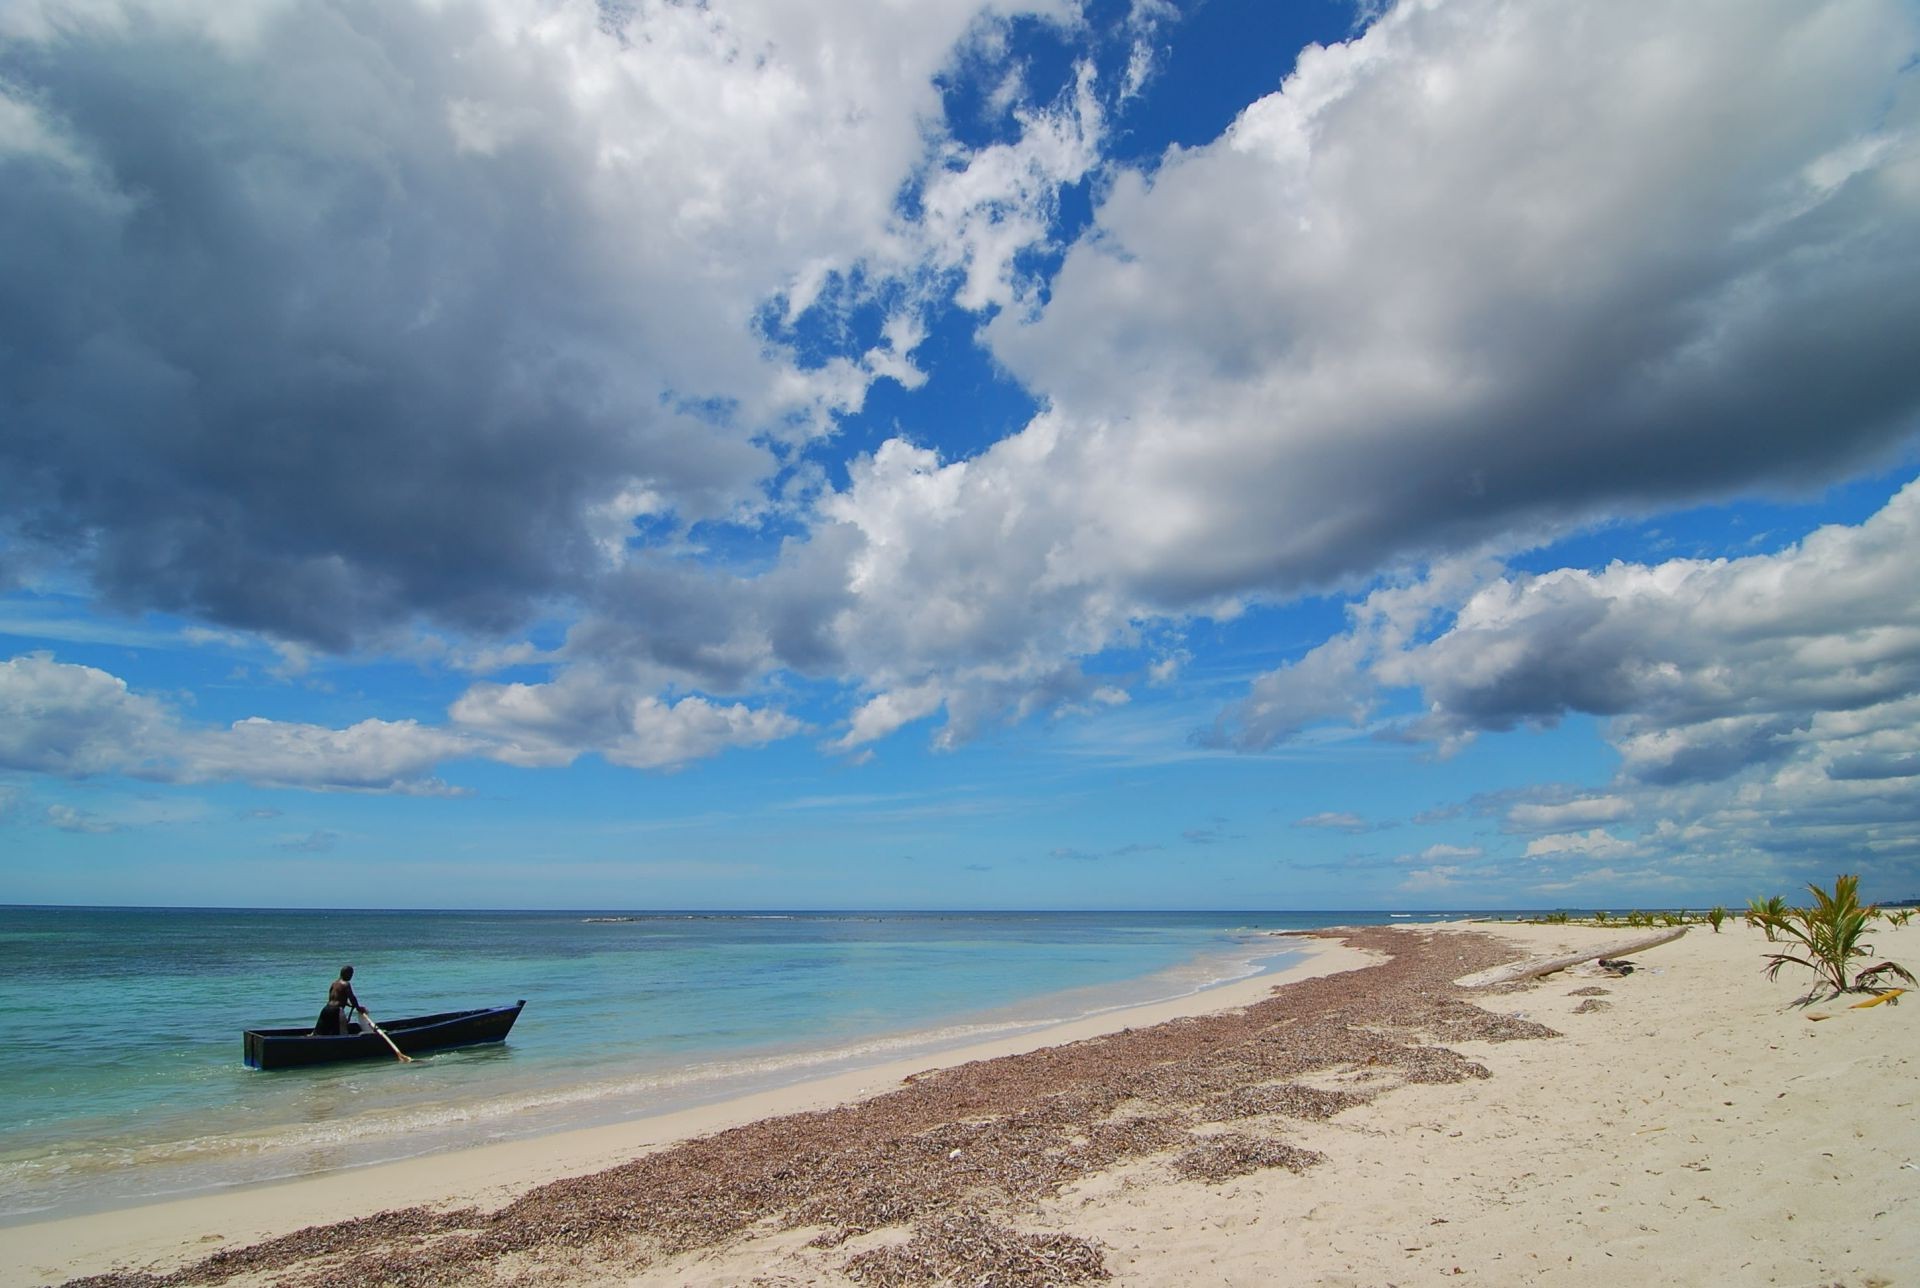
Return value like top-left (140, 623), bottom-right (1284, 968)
top-left (1756, 875), bottom-right (1915, 998)
top-left (1746, 894), bottom-right (1788, 941)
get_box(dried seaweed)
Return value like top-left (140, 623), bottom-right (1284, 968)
top-left (843, 1208), bottom-right (1108, 1286)
top-left (1200, 1081), bottom-right (1368, 1122)
top-left (1171, 1134), bottom-right (1324, 1183)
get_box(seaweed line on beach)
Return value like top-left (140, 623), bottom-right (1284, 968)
top-left (55, 927), bottom-right (1558, 1288)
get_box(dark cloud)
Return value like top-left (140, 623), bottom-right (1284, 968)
top-left (0, 0), bottom-right (990, 650)
top-left (1, 8), bottom-right (734, 646)
top-left (1827, 753), bottom-right (1920, 782)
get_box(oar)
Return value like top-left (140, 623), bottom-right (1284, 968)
top-left (358, 1008), bottom-right (413, 1063)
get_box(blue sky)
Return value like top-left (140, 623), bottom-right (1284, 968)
top-left (3, 0), bottom-right (1918, 910)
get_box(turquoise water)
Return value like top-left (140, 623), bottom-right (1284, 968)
top-left (0, 906), bottom-right (1465, 1222)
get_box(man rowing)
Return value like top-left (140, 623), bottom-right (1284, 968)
top-left (313, 964), bottom-right (366, 1036)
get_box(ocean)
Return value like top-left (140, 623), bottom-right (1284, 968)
top-left (0, 906), bottom-right (1470, 1223)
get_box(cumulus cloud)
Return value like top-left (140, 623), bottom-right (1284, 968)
top-left (189, 717), bottom-right (475, 795)
top-left (1389, 480), bottom-right (1920, 781)
top-left (1523, 829), bottom-right (1633, 861)
top-left (987, 0), bottom-right (1920, 600)
top-left (1504, 796), bottom-right (1633, 833)
top-left (2, 651), bottom-right (799, 790)
top-left (1221, 478), bottom-right (1920, 886)
top-left (909, 58), bottom-right (1105, 313)
top-left (1, 651), bottom-right (476, 790)
top-left (0, 652), bottom-right (174, 778)
top-left (768, 0), bottom-right (1920, 748)
top-left (0, 0), bottom-right (1060, 647)
top-left (448, 667), bottom-right (804, 770)
top-left (5, 0), bottom-right (1919, 776)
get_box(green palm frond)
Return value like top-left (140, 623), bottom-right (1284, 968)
top-left (1757, 875), bottom-right (1911, 998)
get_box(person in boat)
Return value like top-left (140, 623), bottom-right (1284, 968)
top-left (313, 964), bottom-right (366, 1036)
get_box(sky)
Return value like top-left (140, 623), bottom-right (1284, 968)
top-left (2, 0), bottom-right (1918, 911)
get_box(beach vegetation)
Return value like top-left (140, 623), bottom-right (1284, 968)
top-left (1888, 908), bottom-right (1915, 928)
top-left (1747, 895), bottom-right (1788, 940)
top-left (1518, 907), bottom-right (1738, 931)
top-left (1754, 874), bottom-right (1916, 999)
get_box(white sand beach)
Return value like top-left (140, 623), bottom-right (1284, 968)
top-left (7, 920), bottom-right (1914, 1287)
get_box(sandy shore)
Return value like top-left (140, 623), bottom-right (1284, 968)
top-left (3, 936), bottom-right (1375, 1285)
top-left (9, 919), bottom-right (1916, 1286)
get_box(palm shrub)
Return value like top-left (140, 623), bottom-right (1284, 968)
top-left (1707, 906), bottom-right (1728, 933)
top-left (1756, 875), bottom-right (1916, 997)
top-left (1747, 895), bottom-right (1788, 940)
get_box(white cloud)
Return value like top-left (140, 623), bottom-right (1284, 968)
top-left (832, 683), bottom-right (947, 753)
top-left (1295, 811), bottom-right (1370, 833)
top-left (1505, 796), bottom-right (1633, 832)
top-left (908, 58), bottom-right (1105, 312)
top-left (1415, 843), bottom-right (1482, 862)
top-left (603, 695), bottom-right (805, 771)
top-left (186, 717), bottom-right (474, 795)
top-left (1523, 829), bottom-right (1634, 861)
top-left (0, 650), bottom-right (472, 791)
top-left (3, 650), bottom-right (803, 791)
top-left (450, 668), bottom-right (805, 770)
top-left (1227, 479), bottom-right (1920, 889)
top-left (779, 0), bottom-right (1920, 747)
top-left (0, 653), bottom-right (173, 778)
top-left (1388, 480), bottom-right (1920, 780)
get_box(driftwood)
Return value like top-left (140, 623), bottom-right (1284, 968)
top-left (1455, 926), bottom-right (1687, 988)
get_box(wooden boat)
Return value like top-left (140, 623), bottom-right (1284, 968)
top-left (244, 1001), bottom-right (526, 1070)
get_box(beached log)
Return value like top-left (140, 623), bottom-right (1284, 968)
top-left (1454, 927), bottom-right (1687, 988)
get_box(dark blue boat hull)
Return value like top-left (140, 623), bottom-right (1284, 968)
top-left (244, 1001), bottom-right (525, 1069)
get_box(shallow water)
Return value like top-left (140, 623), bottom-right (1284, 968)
top-left (0, 906), bottom-right (1474, 1221)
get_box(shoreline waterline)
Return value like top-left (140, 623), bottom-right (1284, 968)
top-left (0, 931), bottom-right (1382, 1283)
top-left (0, 910), bottom-right (1419, 1226)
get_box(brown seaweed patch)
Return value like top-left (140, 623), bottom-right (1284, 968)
top-left (1199, 1081), bottom-right (1370, 1122)
top-left (843, 1208), bottom-right (1109, 1286)
top-left (1171, 1134), bottom-right (1325, 1183)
